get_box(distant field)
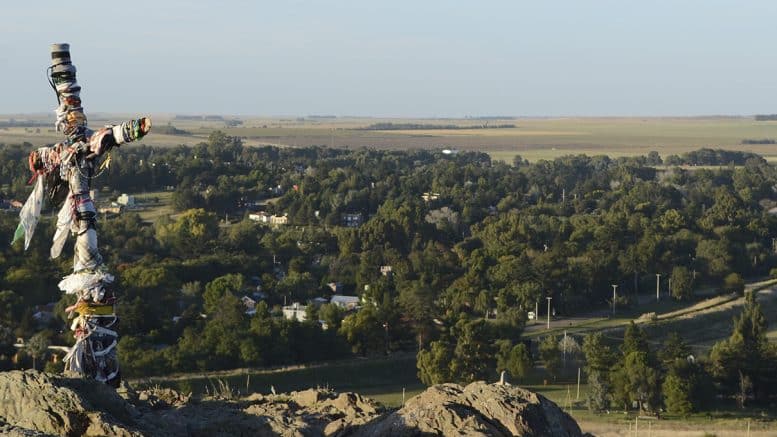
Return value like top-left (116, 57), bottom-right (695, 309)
top-left (4, 115), bottom-right (777, 163)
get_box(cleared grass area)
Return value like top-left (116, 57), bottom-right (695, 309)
top-left (130, 191), bottom-right (175, 223)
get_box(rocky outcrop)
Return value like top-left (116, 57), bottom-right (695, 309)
top-left (0, 370), bottom-right (582, 436)
top-left (355, 381), bottom-right (583, 436)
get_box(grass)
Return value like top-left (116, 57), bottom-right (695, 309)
top-left (136, 353), bottom-right (424, 405)
top-left (129, 190), bottom-right (175, 223)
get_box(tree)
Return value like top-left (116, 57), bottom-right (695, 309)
top-left (722, 272), bottom-right (744, 294)
top-left (582, 332), bottom-right (616, 374)
top-left (658, 332), bottom-right (690, 370)
top-left (709, 291), bottom-right (776, 402)
top-left (539, 335), bottom-right (561, 380)
top-left (586, 370), bottom-right (610, 412)
top-left (338, 305), bottom-right (383, 356)
top-left (203, 274), bottom-right (245, 314)
top-left (417, 337), bottom-right (454, 385)
top-left (621, 322), bottom-right (649, 357)
top-left (670, 266), bottom-right (694, 300)
top-left (449, 318), bottom-right (494, 383)
top-left (662, 369), bottom-right (693, 416)
top-left (662, 357), bottom-right (712, 416)
top-left (26, 331), bottom-right (50, 371)
top-left (495, 341), bottom-right (533, 383)
top-left (397, 280), bottom-right (436, 349)
top-left (318, 303), bottom-right (344, 332)
top-left (155, 208), bottom-right (219, 256)
top-left (611, 351), bottom-right (661, 413)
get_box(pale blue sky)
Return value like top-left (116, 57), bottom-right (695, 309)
top-left (2, 1), bottom-right (776, 117)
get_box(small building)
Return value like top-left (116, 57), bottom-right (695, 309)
top-left (380, 265), bottom-right (393, 277)
top-left (241, 295), bottom-right (257, 310)
top-left (98, 204), bottom-right (123, 215)
top-left (270, 214), bottom-right (289, 225)
top-left (421, 192), bottom-right (440, 202)
top-left (248, 212), bottom-right (271, 223)
top-left (282, 303), bottom-right (307, 322)
top-left (330, 295), bottom-right (360, 311)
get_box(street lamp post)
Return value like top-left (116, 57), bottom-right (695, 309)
top-left (546, 296), bottom-right (553, 330)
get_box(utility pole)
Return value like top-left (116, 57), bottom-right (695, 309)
top-left (656, 273), bottom-right (661, 302)
top-left (668, 277), bottom-right (672, 298)
top-left (546, 296), bottom-right (552, 330)
top-left (611, 284), bottom-right (618, 315)
top-left (535, 301), bottom-right (539, 325)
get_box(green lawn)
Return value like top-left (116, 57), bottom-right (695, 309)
top-left (129, 191), bottom-right (175, 223)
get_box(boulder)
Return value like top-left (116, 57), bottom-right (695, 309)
top-left (0, 370), bottom-right (141, 436)
top-left (354, 381), bottom-right (583, 437)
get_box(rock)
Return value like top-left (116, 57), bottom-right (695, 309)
top-left (0, 371), bottom-right (583, 437)
top-left (291, 388), bottom-right (324, 407)
top-left (0, 370), bottom-right (142, 436)
top-left (354, 381), bottom-right (583, 437)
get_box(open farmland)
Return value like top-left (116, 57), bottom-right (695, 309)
top-left (5, 115), bottom-right (777, 163)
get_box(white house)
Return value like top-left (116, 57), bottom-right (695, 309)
top-left (282, 302), bottom-right (307, 322)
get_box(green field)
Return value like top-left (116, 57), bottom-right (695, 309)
top-left (5, 115), bottom-right (777, 164)
top-left (136, 352), bottom-right (424, 405)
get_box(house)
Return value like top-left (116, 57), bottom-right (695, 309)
top-left (9, 200), bottom-right (23, 210)
top-left (241, 295), bottom-right (257, 311)
top-left (282, 303), bottom-right (307, 322)
top-left (249, 212), bottom-right (271, 223)
top-left (248, 212), bottom-right (288, 225)
top-left (98, 204), bottom-right (123, 215)
top-left (380, 265), bottom-right (393, 277)
top-left (341, 212), bottom-right (364, 227)
top-left (327, 282), bottom-right (343, 293)
top-left (270, 214), bottom-right (289, 225)
top-left (421, 192), bottom-right (440, 202)
top-left (330, 295), bottom-right (360, 311)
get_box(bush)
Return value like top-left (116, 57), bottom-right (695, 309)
top-left (722, 273), bottom-right (744, 294)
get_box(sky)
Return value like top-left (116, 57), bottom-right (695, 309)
top-left (1, 0), bottom-right (776, 117)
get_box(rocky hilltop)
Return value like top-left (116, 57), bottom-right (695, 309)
top-left (0, 370), bottom-right (583, 436)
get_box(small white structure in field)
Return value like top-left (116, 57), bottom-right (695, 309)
top-left (117, 193), bottom-right (135, 207)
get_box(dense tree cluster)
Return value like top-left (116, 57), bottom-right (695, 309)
top-left (664, 148), bottom-right (765, 166)
top-left (1, 133), bottom-right (776, 399)
top-left (582, 295), bottom-right (777, 415)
